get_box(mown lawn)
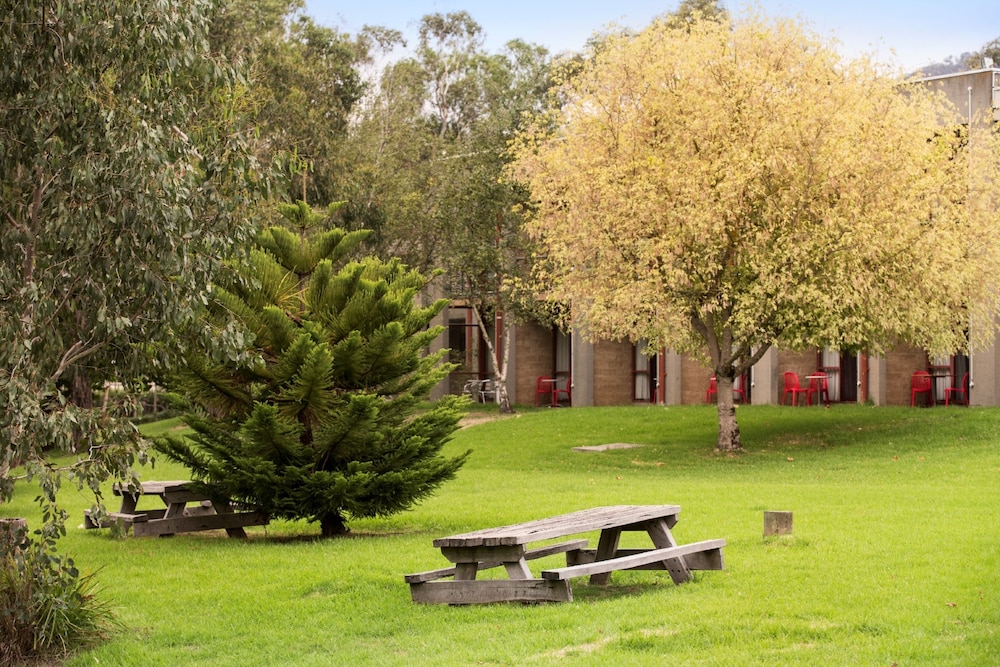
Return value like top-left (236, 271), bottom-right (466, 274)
top-left (5, 404), bottom-right (1000, 665)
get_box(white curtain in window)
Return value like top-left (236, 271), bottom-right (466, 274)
top-left (821, 349), bottom-right (841, 401)
top-left (634, 342), bottom-right (652, 401)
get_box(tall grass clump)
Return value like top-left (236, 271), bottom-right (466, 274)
top-left (1, 525), bottom-right (118, 666)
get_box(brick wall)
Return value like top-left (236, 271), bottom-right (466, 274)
top-left (515, 322), bottom-right (555, 406)
top-left (593, 340), bottom-right (634, 405)
top-left (885, 345), bottom-right (929, 406)
top-left (681, 356), bottom-right (712, 405)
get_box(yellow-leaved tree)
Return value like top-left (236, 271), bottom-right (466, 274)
top-left (511, 12), bottom-right (1000, 452)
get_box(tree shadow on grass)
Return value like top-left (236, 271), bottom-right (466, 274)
top-left (566, 578), bottom-right (705, 604)
top-left (253, 529), bottom-right (415, 544)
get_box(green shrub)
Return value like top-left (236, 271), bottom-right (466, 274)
top-left (1, 538), bottom-right (118, 666)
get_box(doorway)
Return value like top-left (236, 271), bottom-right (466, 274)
top-left (819, 349), bottom-right (857, 403)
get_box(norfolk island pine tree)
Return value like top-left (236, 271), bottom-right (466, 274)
top-left (156, 202), bottom-right (469, 536)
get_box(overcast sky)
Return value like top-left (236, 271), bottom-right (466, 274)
top-left (303, 0), bottom-right (999, 71)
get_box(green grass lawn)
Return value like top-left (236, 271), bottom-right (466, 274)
top-left (5, 404), bottom-right (1000, 665)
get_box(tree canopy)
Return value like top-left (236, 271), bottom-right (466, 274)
top-left (339, 14), bottom-right (556, 410)
top-left (512, 12), bottom-right (1000, 451)
top-left (0, 0), bottom-right (267, 512)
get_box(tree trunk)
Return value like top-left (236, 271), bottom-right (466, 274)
top-left (320, 512), bottom-right (349, 537)
top-left (496, 317), bottom-right (514, 414)
top-left (471, 304), bottom-right (515, 414)
top-left (713, 374), bottom-right (744, 453)
top-left (70, 366), bottom-right (93, 408)
top-left (496, 380), bottom-right (513, 414)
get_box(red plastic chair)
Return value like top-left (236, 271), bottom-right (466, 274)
top-left (806, 372), bottom-right (830, 407)
top-left (782, 372), bottom-right (807, 406)
top-left (733, 376), bottom-right (746, 403)
top-left (554, 376), bottom-right (572, 406)
top-left (707, 376), bottom-right (746, 403)
top-left (535, 376), bottom-right (554, 407)
top-left (944, 372), bottom-right (969, 407)
top-left (910, 371), bottom-right (933, 407)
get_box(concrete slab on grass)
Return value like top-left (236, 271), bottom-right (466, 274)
top-left (572, 443), bottom-right (645, 452)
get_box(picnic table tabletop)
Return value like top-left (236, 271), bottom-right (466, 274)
top-left (433, 505), bottom-right (681, 547)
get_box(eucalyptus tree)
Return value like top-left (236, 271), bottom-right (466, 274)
top-left (436, 39), bottom-right (556, 412)
top-left (965, 36), bottom-right (1000, 68)
top-left (340, 12), bottom-right (490, 274)
top-left (1, 0), bottom-right (267, 531)
top-left (344, 14), bottom-right (555, 411)
top-left (208, 0), bottom-right (373, 209)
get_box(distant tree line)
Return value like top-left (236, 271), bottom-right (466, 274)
top-left (914, 35), bottom-right (1000, 76)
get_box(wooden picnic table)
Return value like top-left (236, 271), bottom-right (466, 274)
top-left (404, 505), bottom-right (725, 604)
top-left (84, 480), bottom-right (269, 538)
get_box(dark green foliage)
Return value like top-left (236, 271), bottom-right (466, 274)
top-left (157, 204), bottom-right (468, 536)
top-left (209, 0), bottom-right (373, 207)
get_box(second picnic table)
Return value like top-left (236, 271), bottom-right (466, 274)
top-left (84, 480), bottom-right (269, 538)
top-left (405, 504), bottom-right (725, 604)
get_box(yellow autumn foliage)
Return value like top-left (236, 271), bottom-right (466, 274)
top-left (512, 11), bottom-right (1000, 376)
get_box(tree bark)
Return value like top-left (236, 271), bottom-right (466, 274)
top-left (471, 304), bottom-right (515, 414)
top-left (496, 316), bottom-right (514, 414)
top-left (320, 512), bottom-right (349, 537)
top-left (70, 366), bottom-right (93, 409)
top-left (713, 374), bottom-right (744, 453)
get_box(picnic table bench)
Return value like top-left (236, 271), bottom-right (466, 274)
top-left (404, 505), bottom-right (725, 604)
top-left (84, 480), bottom-right (269, 538)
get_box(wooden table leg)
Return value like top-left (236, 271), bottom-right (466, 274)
top-left (454, 563), bottom-right (479, 581)
top-left (155, 499), bottom-right (186, 537)
top-left (589, 528), bottom-right (622, 585)
top-left (645, 518), bottom-right (690, 584)
top-left (119, 492), bottom-right (138, 514)
top-left (212, 499), bottom-right (249, 538)
top-left (503, 558), bottom-right (533, 580)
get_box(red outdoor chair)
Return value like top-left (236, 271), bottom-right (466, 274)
top-left (707, 376), bottom-right (746, 403)
top-left (806, 372), bottom-right (830, 407)
top-left (782, 372), bottom-right (807, 406)
top-left (733, 376), bottom-right (746, 403)
top-left (554, 376), bottom-right (572, 406)
top-left (944, 372), bottom-right (969, 407)
top-left (910, 371), bottom-right (933, 407)
top-left (535, 376), bottom-right (554, 407)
